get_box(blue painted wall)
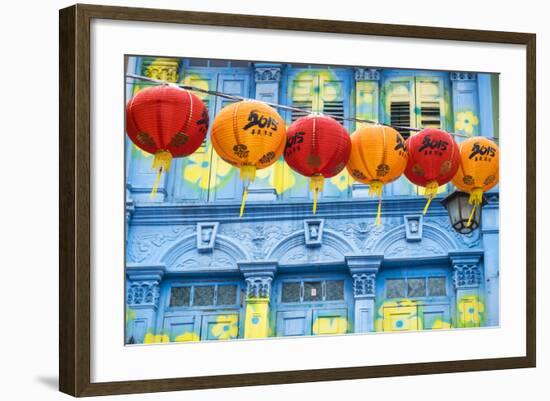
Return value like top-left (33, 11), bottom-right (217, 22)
top-left (125, 57), bottom-right (499, 343)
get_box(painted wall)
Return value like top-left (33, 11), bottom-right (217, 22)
top-left (125, 57), bottom-right (500, 344)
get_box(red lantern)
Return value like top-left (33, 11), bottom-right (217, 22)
top-left (404, 128), bottom-right (460, 213)
top-left (126, 84), bottom-right (209, 195)
top-left (284, 114), bottom-right (351, 213)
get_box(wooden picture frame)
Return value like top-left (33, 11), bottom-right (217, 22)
top-left (59, 3), bottom-right (536, 397)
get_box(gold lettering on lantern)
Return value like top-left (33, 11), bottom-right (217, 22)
top-left (376, 164), bottom-right (390, 177)
top-left (463, 175), bottom-right (474, 185)
top-left (168, 132), bottom-right (189, 148)
top-left (352, 169), bottom-right (367, 180)
top-left (484, 175), bottom-right (496, 186)
top-left (137, 132), bottom-right (156, 148)
top-left (412, 164), bottom-right (425, 176)
top-left (439, 160), bottom-right (452, 174)
top-left (233, 144), bottom-right (249, 158)
top-left (307, 155), bottom-right (321, 168)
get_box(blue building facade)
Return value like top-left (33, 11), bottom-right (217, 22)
top-left (125, 57), bottom-right (500, 344)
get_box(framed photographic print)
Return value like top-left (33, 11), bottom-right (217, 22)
top-left (59, 3), bottom-right (536, 397)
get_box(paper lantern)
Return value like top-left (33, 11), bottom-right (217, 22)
top-left (126, 85), bottom-right (209, 196)
top-left (211, 100), bottom-right (286, 217)
top-left (284, 115), bottom-right (351, 213)
top-left (452, 137), bottom-right (499, 226)
top-left (346, 125), bottom-right (408, 224)
top-left (404, 128), bottom-right (460, 214)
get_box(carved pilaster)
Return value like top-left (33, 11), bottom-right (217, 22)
top-left (450, 72), bottom-right (477, 81)
top-left (352, 272), bottom-right (376, 298)
top-left (449, 251), bottom-right (483, 290)
top-left (346, 254), bottom-right (383, 299)
top-left (238, 261), bottom-right (278, 300)
top-left (453, 264), bottom-right (482, 289)
top-left (245, 276), bottom-right (273, 299)
top-left (254, 67), bottom-right (281, 82)
top-left (355, 68), bottom-right (380, 81)
top-left (126, 281), bottom-right (160, 307)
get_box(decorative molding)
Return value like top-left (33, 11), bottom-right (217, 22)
top-left (197, 222), bottom-right (219, 253)
top-left (126, 281), bottom-right (160, 307)
top-left (352, 273), bottom-right (376, 298)
top-left (355, 68), bottom-right (380, 81)
top-left (304, 219), bottom-right (324, 247)
top-left (404, 215), bottom-right (423, 242)
top-left (127, 226), bottom-right (195, 263)
top-left (450, 72), bottom-right (477, 81)
top-left (254, 67), bottom-right (281, 82)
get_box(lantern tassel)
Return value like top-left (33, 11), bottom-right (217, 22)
top-left (239, 185), bottom-right (248, 218)
top-left (369, 181), bottom-right (384, 226)
top-left (239, 165), bottom-right (256, 218)
top-left (310, 175), bottom-right (325, 214)
top-left (376, 197), bottom-right (382, 226)
top-left (150, 151), bottom-right (172, 198)
top-left (422, 180), bottom-right (439, 215)
top-left (466, 188), bottom-right (484, 227)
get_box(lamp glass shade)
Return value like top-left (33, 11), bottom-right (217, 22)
top-left (441, 191), bottom-right (486, 234)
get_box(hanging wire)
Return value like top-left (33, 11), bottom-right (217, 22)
top-left (125, 73), bottom-right (499, 142)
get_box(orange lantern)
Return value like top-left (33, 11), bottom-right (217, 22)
top-left (346, 125), bottom-right (408, 225)
top-left (452, 137), bottom-right (499, 227)
top-left (211, 100), bottom-right (286, 217)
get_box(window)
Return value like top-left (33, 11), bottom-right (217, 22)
top-left (385, 277), bottom-right (446, 299)
top-left (280, 280), bottom-right (345, 303)
top-left (288, 71), bottom-right (348, 124)
top-left (169, 284), bottom-right (239, 307)
top-left (384, 76), bottom-right (446, 139)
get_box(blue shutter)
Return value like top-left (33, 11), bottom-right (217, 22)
top-left (276, 310), bottom-right (310, 336)
top-left (163, 314), bottom-right (201, 341)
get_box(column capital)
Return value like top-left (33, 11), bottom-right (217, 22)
top-left (450, 71), bottom-right (477, 81)
top-left (355, 68), bottom-right (380, 81)
top-left (449, 250), bottom-right (483, 289)
top-left (254, 66), bottom-right (282, 82)
top-left (238, 261), bottom-right (277, 299)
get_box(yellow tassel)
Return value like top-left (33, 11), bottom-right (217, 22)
top-left (368, 180), bottom-right (384, 226)
top-left (238, 165), bottom-right (256, 218)
top-left (422, 180), bottom-right (439, 215)
top-left (310, 174), bottom-right (325, 214)
top-left (369, 180), bottom-right (383, 197)
top-left (376, 197), bottom-right (382, 226)
top-left (239, 185), bottom-right (248, 218)
top-left (240, 165), bottom-right (257, 182)
top-left (150, 151), bottom-right (172, 198)
top-left (466, 187), bottom-right (484, 227)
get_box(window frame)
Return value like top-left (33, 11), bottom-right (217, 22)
top-left (167, 281), bottom-right (243, 310)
